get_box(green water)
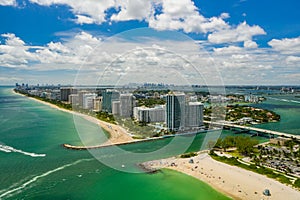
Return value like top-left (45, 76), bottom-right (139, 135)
top-left (0, 87), bottom-right (230, 200)
top-left (251, 95), bottom-right (300, 135)
top-left (2, 87), bottom-right (299, 200)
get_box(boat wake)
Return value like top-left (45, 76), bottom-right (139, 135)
top-left (0, 144), bottom-right (46, 157)
top-left (0, 158), bottom-right (93, 199)
top-left (269, 97), bottom-right (300, 104)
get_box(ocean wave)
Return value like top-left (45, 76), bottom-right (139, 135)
top-left (0, 158), bottom-right (93, 199)
top-left (290, 100), bottom-right (300, 104)
top-left (0, 144), bottom-right (46, 157)
top-left (269, 97), bottom-right (300, 104)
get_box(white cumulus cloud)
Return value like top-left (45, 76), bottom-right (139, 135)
top-left (75, 15), bottom-right (96, 25)
top-left (268, 36), bottom-right (300, 54)
top-left (286, 56), bottom-right (300, 65)
top-left (220, 13), bottom-right (230, 19)
top-left (0, 31), bottom-right (104, 69)
top-left (27, 0), bottom-right (230, 34)
top-left (244, 40), bottom-right (258, 48)
top-left (111, 0), bottom-right (154, 21)
top-left (29, 0), bottom-right (115, 24)
top-left (1, 30), bottom-right (300, 85)
top-left (148, 0), bottom-right (229, 33)
top-left (0, 0), bottom-right (16, 6)
top-left (0, 33), bottom-right (37, 68)
top-left (208, 21), bottom-right (266, 44)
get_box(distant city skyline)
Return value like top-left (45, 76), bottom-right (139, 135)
top-left (0, 0), bottom-right (300, 85)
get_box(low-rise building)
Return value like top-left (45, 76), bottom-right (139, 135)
top-left (69, 94), bottom-right (79, 105)
top-left (82, 93), bottom-right (97, 110)
top-left (134, 105), bottom-right (165, 123)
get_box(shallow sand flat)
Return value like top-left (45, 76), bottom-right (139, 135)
top-left (145, 153), bottom-right (300, 200)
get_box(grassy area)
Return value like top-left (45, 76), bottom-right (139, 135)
top-left (210, 152), bottom-right (294, 187)
top-left (226, 150), bottom-right (243, 158)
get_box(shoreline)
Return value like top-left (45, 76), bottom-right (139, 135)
top-left (13, 89), bottom-right (220, 150)
top-left (143, 153), bottom-right (300, 200)
top-left (13, 89), bottom-right (135, 146)
top-left (13, 89), bottom-right (300, 199)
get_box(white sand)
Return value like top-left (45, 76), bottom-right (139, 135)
top-left (145, 153), bottom-right (300, 200)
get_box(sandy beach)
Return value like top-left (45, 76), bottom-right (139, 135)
top-left (15, 90), bottom-right (300, 199)
top-left (144, 153), bottom-right (300, 200)
top-left (14, 90), bottom-right (134, 145)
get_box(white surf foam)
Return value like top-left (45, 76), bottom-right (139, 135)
top-left (0, 158), bottom-right (93, 199)
top-left (0, 147), bottom-right (11, 153)
top-left (290, 100), bottom-right (300, 104)
top-left (269, 97), bottom-right (300, 104)
top-left (0, 144), bottom-right (46, 157)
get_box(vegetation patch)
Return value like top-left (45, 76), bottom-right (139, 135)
top-left (226, 104), bottom-right (280, 123)
top-left (95, 111), bottom-right (116, 124)
top-left (137, 98), bottom-right (166, 108)
top-left (214, 136), bottom-right (259, 156)
top-left (180, 152), bottom-right (198, 158)
top-left (204, 104), bottom-right (280, 124)
top-left (294, 179), bottom-right (300, 188)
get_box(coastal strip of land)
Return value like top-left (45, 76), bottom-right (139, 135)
top-left (143, 153), bottom-right (300, 200)
top-left (13, 89), bottom-right (134, 146)
top-left (13, 89), bottom-right (219, 150)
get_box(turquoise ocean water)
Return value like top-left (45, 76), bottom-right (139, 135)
top-left (251, 95), bottom-right (300, 135)
top-left (0, 87), bottom-right (230, 200)
top-left (1, 86), bottom-right (299, 199)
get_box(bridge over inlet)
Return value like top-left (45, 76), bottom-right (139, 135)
top-left (204, 121), bottom-right (300, 140)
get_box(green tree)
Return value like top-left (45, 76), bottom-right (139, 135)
top-left (235, 136), bottom-right (258, 156)
top-left (294, 179), bottom-right (300, 188)
top-left (220, 136), bottom-right (235, 152)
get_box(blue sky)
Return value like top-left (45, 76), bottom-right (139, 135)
top-left (0, 0), bottom-right (299, 85)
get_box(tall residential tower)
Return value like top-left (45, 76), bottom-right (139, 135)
top-left (166, 93), bottom-right (186, 131)
top-left (119, 94), bottom-right (136, 117)
top-left (102, 90), bottom-right (120, 113)
top-left (185, 102), bottom-right (204, 128)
